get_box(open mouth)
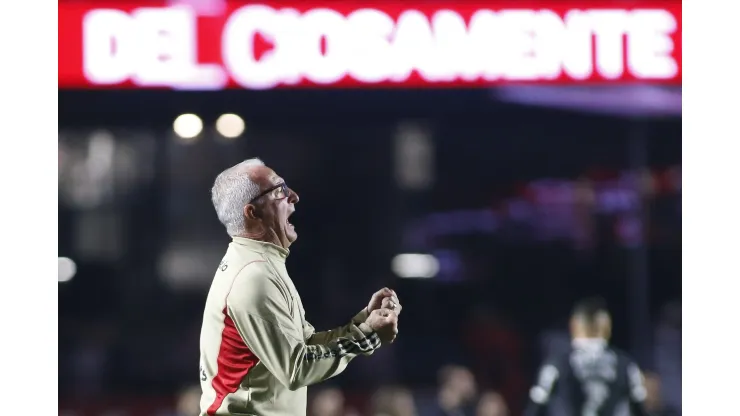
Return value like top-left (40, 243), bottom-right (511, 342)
top-left (286, 211), bottom-right (295, 228)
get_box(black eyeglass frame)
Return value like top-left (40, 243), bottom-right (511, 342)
top-left (248, 182), bottom-right (289, 204)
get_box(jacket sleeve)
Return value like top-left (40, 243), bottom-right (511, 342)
top-left (523, 360), bottom-right (561, 416)
top-left (227, 267), bottom-right (380, 391)
top-left (304, 309), bottom-right (375, 348)
top-left (626, 361), bottom-right (653, 416)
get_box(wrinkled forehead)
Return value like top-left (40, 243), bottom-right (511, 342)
top-left (245, 165), bottom-right (282, 188)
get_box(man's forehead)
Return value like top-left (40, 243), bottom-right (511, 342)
top-left (267, 172), bottom-right (283, 184)
top-left (262, 171), bottom-right (283, 186)
top-left (245, 165), bottom-right (281, 186)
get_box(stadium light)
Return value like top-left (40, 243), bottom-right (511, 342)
top-left (173, 113), bottom-right (203, 139)
top-left (58, 257), bottom-right (77, 283)
top-left (391, 253), bottom-right (439, 279)
top-left (216, 113), bottom-right (245, 139)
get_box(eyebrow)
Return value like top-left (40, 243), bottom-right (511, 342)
top-left (249, 182), bottom-right (285, 204)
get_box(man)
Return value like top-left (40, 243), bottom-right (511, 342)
top-left (524, 298), bottom-right (651, 416)
top-left (474, 390), bottom-right (508, 416)
top-left (199, 158), bottom-right (402, 416)
top-left (308, 387), bottom-right (345, 416)
top-left (370, 385), bottom-right (418, 416)
top-left (173, 385), bottom-right (201, 416)
top-left (433, 365), bottom-right (477, 416)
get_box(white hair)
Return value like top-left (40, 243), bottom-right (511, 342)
top-left (211, 158), bottom-right (265, 236)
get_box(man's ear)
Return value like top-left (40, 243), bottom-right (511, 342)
top-left (244, 204), bottom-right (260, 219)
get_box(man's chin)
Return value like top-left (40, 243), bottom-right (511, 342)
top-left (286, 230), bottom-right (298, 244)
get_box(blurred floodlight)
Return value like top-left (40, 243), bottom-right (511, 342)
top-left (173, 114), bottom-right (203, 139)
top-left (216, 113), bottom-right (245, 138)
top-left (391, 253), bottom-right (439, 278)
top-left (58, 257), bottom-right (77, 282)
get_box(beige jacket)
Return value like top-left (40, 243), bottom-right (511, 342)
top-left (199, 237), bottom-right (380, 416)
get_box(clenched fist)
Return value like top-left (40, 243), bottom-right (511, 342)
top-left (365, 308), bottom-right (399, 344)
top-left (366, 287), bottom-right (402, 316)
top-left (380, 296), bottom-right (402, 316)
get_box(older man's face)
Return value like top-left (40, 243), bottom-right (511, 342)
top-left (249, 166), bottom-right (299, 247)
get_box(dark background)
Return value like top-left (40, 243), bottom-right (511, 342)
top-left (58, 87), bottom-right (681, 416)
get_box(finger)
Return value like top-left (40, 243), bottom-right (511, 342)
top-left (376, 308), bottom-right (391, 318)
top-left (383, 296), bottom-right (402, 311)
top-left (391, 298), bottom-right (401, 312)
top-left (371, 288), bottom-right (391, 305)
top-left (373, 308), bottom-right (392, 321)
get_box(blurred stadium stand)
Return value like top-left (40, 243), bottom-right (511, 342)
top-left (59, 94), bottom-right (680, 415)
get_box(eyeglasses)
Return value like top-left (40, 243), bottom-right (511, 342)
top-left (249, 182), bottom-right (290, 204)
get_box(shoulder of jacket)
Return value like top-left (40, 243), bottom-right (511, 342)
top-left (231, 258), bottom-right (292, 302)
top-left (220, 244), bottom-right (269, 273)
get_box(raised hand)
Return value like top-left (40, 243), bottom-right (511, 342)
top-left (381, 294), bottom-right (402, 316)
top-left (366, 287), bottom-right (401, 315)
top-left (365, 308), bottom-right (399, 344)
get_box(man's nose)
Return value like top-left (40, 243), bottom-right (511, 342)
top-left (288, 188), bottom-right (299, 203)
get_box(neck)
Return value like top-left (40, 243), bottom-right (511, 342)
top-left (241, 227), bottom-right (286, 249)
top-left (232, 235), bottom-right (290, 261)
top-left (572, 337), bottom-right (607, 349)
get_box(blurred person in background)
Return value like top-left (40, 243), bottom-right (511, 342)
top-left (370, 385), bottom-right (418, 416)
top-left (309, 387), bottom-right (345, 416)
top-left (642, 373), bottom-right (679, 416)
top-left (475, 391), bottom-right (508, 416)
top-left (199, 158), bottom-right (402, 416)
top-left (174, 386), bottom-right (202, 416)
top-left (524, 297), bottom-right (652, 416)
top-left (433, 365), bottom-right (478, 416)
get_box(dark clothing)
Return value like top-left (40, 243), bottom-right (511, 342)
top-left (431, 402), bottom-right (475, 416)
top-left (524, 339), bottom-right (651, 416)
